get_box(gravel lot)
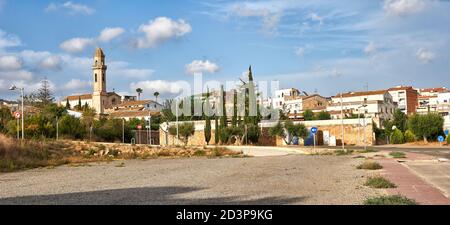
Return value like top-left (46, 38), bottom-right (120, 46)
top-left (0, 155), bottom-right (381, 205)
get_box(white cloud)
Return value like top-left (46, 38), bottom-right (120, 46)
top-left (135, 17), bottom-right (192, 49)
top-left (98, 27), bottom-right (125, 42)
top-left (130, 80), bottom-right (188, 97)
top-left (60, 38), bottom-right (94, 53)
top-left (294, 47), bottom-right (306, 57)
top-left (185, 60), bottom-right (220, 75)
top-left (60, 27), bottom-right (125, 53)
top-left (63, 79), bottom-right (91, 90)
top-left (364, 42), bottom-right (377, 55)
top-left (416, 48), bottom-right (435, 63)
top-left (309, 12), bottom-right (324, 25)
top-left (0, 55), bottom-right (22, 70)
top-left (45, 1), bottom-right (95, 15)
top-left (383, 0), bottom-right (427, 16)
top-left (40, 56), bottom-right (62, 70)
top-left (109, 61), bottom-right (155, 79)
top-left (230, 3), bottom-right (281, 35)
top-left (0, 70), bottom-right (33, 81)
top-left (0, 30), bottom-right (21, 49)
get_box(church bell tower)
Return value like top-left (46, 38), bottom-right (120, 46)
top-left (92, 48), bottom-right (107, 114)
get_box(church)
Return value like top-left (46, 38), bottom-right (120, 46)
top-left (62, 48), bottom-right (123, 114)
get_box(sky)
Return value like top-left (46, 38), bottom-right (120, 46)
top-left (0, 0), bottom-right (449, 101)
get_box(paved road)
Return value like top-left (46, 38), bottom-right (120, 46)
top-left (0, 155), bottom-right (379, 205)
top-left (405, 161), bottom-right (450, 199)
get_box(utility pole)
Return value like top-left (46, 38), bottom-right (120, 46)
top-left (176, 99), bottom-right (179, 139)
top-left (21, 88), bottom-right (24, 140)
top-left (340, 92), bottom-right (345, 151)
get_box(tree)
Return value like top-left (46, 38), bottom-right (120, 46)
top-left (204, 89), bottom-right (212, 145)
top-left (136, 88), bottom-right (143, 100)
top-left (65, 99), bottom-right (71, 109)
top-left (0, 108), bottom-right (13, 133)
top-left (391, 128), bottom-right (405, 144)
top-left (405, 130), bottom-right (416, 143)
top-left (269, 121), bottom-right (308, 145)
top-left (393, 109), bottom-right (408, 132)
top-left (408, 113), bottom-right (444, 143)
top-left (316, 111), bottom-right (331, 120)
top-left (154, 92), bottom-right (160, 103)
top-left (59, 115), bottom-right (86, 139)
top-left (447, 134), bottom-right (450, 144)
top-left (77, 96), bottom-right (82, 111)
top-left (303, 110), bottom-right (315, 121)
top-left (232, 90), bottom-right (238, 127)
top-left (215, 117), bottom-right (219, 145)
top-left (37, 78), bottom-right (54, 106)
top-left (169, 122), bottom-right (195, 146)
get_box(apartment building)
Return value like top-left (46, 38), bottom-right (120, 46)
top-left (437, 92), bottom-right (450, 131)
top-left (387, 86), bottom-right (418, 115)
top-left (416, 87), bottom-right (448, 114)
top-left (327, 90), bottom-right (396, 127)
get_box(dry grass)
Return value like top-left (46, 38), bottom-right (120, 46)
top-left (0, 135), bottom-right (244, 173)
top-left (357, 160), bottom-right (383, 170)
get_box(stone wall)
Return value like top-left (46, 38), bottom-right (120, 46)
top-left (160, 118), bottom-right (375, 147)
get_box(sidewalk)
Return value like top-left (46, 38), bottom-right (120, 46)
top-left (378, 158), bottom-right (450, 205)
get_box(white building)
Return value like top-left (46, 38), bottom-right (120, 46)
top-left (327, 90), bottom-right (396, 127)
top-left (437, 92), bottom-right (450, 131)
top-left (265, 88), bottom-right (302, 109)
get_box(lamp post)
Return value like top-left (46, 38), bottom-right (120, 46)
top-left (357, 104), bottom-right (367, 147)
top-left (9, 85), bottom-right (24, 140)
top-left (122, 118), bottom-right (125, 143)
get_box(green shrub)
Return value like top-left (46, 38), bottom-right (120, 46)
top-left (447, 135), bottom-right (450, 144)
top-left (358, 148), bottom-right (378, 153)
top-left (391, 128), bottom-right (405, 144)
top-left (357, 161), bottom-right (383, 170)
top-left (365, 177), bottom-right (397, 188)
top-left (193, 150), bottom-right (206, 157)
top-left (364, 195), bottom-right (417, 205)
top-left (404, 130), bottom-right (416, 143)
top-left (389, 152), bottom-right (406, 158)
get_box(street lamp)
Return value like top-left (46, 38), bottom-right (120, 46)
top-left (9, 85), bottom-right (24, 140)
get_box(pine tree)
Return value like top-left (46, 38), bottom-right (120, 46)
top-left (37, 77), bottom-right (54, 106)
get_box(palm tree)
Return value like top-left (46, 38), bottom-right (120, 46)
top-left (136, 88), bottom-right (143, 100)
top-left (154, 92), bottom-right (160, 103)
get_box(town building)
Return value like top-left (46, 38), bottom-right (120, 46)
top-left (61, 48), bottom-right (122, 114)
top-left (327, 90), bottom-right (396, 127)
top-left (387, 86), bottom-right (418, 115)
top-left (416, 87), bottom-right (448, 114)
top-left (437, 92), bottom-right (450, 131)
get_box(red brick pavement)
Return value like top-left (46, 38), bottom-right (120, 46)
top-left (378, 158), bottom-right (450, 205)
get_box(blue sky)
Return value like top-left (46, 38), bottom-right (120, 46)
top-left (0, 0), bottom-right (449, 101)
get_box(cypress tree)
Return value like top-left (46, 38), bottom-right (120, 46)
top-left (232, 89), bottom-right (238, 127)
top-left (220, 85), bottom-right (227, 128)
top-left (204, 89), bottom-right (212, 145)
top-left (214, 117), bottom-right (219, 145)
top-left (65, 98), bottom-right (71, 109)
top-left (77, 96), bottom-right (82, 110)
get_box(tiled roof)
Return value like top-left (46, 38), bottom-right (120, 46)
top-left (116, 100), bottom-right (158, 107)
top-left (109, 110), bottom-right (160, 118)
top-left (388, 86), bottom-right (414, 91)
top-left (335, 90), bottom-right (387, 98)
top-left (419, 87), bottom-right (448, 93)
top-left (65, 94), bottom-right (92, 101)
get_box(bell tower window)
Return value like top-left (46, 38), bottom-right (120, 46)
top-left (95, 74), bottom-right (97, 82)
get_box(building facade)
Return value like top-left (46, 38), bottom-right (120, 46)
top-left (387, 86), bottom-right (418, 115)
top-left (61, 48), bottom-right (122, 114)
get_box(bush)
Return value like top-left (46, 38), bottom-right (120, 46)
top-left (365, 177), bottom-right (397, 188)
top-left (447, 135), bottom-right (450, 144)
top-left (408, 113), bottom-right (444, 142)
top-left (389, 152), bottom-right (406, 158)
top-left (391, 128), bottom-right (404, 144)
top-left (335, 150), bottom-right (354, 156)
top-left (404, 130), bottom-right (416, 143)
top-left (364, 195), bottom-right (417, 205)
top-left (357, 161), bottom-right (383, 170)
